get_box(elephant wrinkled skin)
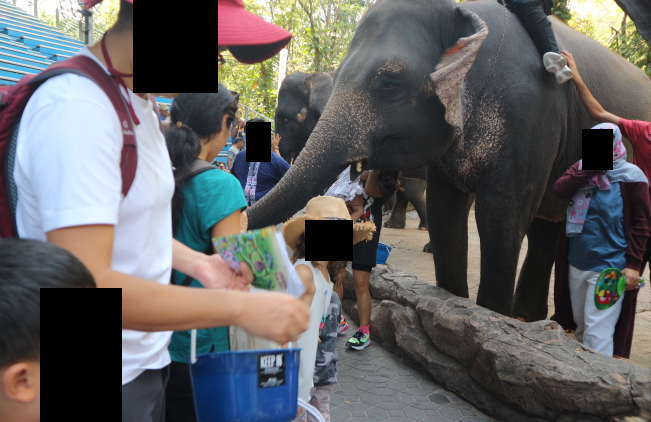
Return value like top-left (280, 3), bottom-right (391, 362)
top-left (249, 0), bottom-right (651, 321)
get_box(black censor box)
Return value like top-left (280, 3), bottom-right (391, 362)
top-left (582, 128), bottom-right (614, 170)
top-left (246, 121), bottom-right (272, 162)
top-left (305, 219), bottom-right (353, 261)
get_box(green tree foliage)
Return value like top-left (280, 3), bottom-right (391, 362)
top-left (551, 0), bottom-right (572, 22)
top-left (219, 0), bottom-right (371, 118)
top-left (608, 15), bottom-right (650, 76)
top-left (566, 0), bottom-right (649, 77)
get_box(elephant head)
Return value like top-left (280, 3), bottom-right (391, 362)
top-left (249, 0), bottom-right (488, 229)
top-left (275, 72), bottom-right (335, 163)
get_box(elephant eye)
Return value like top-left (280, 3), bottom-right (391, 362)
top-left (382, 82), bottom-right (398, 90)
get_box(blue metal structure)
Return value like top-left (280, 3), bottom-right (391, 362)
top-left (0, 1), bottom-right (84, 85)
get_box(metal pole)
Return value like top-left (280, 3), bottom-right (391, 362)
top-left (88, 10), bottom-right (93, 43)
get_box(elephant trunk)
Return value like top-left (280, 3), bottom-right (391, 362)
top-left (247, 113), bottom-right (369, 229)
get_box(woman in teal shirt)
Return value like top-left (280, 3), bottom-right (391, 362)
top-left (164, 90), bottom-right (247, 422)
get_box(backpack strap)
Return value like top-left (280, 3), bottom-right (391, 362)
top-left (28, 55), bottom-right (137, 198)
top-left (175, 159), bottom-right (216, 287)
top-left (149, 94), bottom-right (165, 133)
top-left (179, 159), bottom-right (216, 183)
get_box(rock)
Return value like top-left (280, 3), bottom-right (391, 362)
top-left (341, 266), bottom-right (651, 422)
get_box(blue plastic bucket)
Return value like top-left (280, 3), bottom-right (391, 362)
top-left (189, 348), bottom-right (300, 422)
top-left (376, 243), bottom-right (393, 264)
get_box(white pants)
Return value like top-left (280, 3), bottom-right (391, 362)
top-left (569, 264), bottom-right (623, 356)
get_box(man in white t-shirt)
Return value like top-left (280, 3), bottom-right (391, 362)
top-left (14, 1), bottom-right (308, 421)
top-left (227, 137), bottom-right (244, 169)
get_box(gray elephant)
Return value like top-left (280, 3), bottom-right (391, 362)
top-left (277, 72), bottom-right (429, 230)
top-left (383, 167), bottom-right (428, 230)
top-left (275, 71), bottom-right (334, 164)
top-left (250, 0), bottom-right (651, 321)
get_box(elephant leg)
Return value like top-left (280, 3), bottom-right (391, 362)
top-left (474, 192), bottom-right (532, 317)
top-left (427, 167), bottom-right (469, 297)
top-left (402, 178), bottom-right (428, 230)
top-left (513, 218), bottom-right (563, 321)
top-left (383, 192), bottom-right (396, 216)
top-left (384, 188), bottom-right (408, 228)
top-left (423, 193), bottom-right (473, 253)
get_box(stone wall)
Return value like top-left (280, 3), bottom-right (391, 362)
top-left (340, 264), bottom-right (651, 422)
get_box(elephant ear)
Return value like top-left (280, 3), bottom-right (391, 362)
top-left (430, 8), bottom-right (488, 130)
top-left (306, 72), bottom-right (334, 117)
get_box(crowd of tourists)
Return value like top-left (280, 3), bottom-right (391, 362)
top-left (0, 1), bottom-right (649, 422)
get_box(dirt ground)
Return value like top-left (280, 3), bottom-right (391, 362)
top-left (379, 209), bottom-right (651, 369)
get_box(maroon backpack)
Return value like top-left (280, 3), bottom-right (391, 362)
top-left (0, 55), bottom-right (137, 238)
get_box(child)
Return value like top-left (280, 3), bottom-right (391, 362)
top-left (325, 166), bottom-right (369, 221)
top-left (553, 123), bottom-right (650, 358)
top-left (283, 196), bottom-right (374, 421)
top-left (0, 238), bottom-right (96, 422)
top-left (308, 291), bottom-right (342, 422)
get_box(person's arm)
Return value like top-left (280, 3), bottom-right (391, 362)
top-left (211, 210), bottom-right (241, 243)
top-left (227, 155), bottom-right (233, 170)
top-left (295, 264), bottom-right (316, 309)
top-left (553, 162), bottom-right (601, 199)
top-left (561, 51), bottom-right (621, 125)
top-left (46, 224), bottom-right (309, 342)
top-left (365, 170), bottom-right (383, 198)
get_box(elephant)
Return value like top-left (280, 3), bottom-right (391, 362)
top-left (277, 71), bottom-right (429, 230)
top-left (275, 71), bottom-right (335, 164)
top-left (249, 0), bottom-right (651, 321)
top-left (383, 167), bottom-right (428, 230)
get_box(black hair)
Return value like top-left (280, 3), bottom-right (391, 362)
top-left (166, 88), bottom-right (238, 234)
top-left (234, 137), bottom-right (244, 144)
top-left (113, 0), bottom-right (133, 32)
top-left (245, 118), bottom-right (266, 130)
top-left (0, 238), bottom-right (96, 369)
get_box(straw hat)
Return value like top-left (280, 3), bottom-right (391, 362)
top-left (282, 196), bottom-right (376, 249)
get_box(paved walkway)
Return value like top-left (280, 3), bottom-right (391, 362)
top-left (329, 315), bottom-right (495, 422)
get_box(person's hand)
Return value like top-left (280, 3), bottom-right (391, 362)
top-left (272, 133), bottom-right (281, 149)
top-left (561, 50), bottom-right (580, 79)
top-left (622, 267), bottom-right (641, 291)
top-left (236, 291), bottom-right (310, 343)
top-left (193, 253), bottom-right (254, 291)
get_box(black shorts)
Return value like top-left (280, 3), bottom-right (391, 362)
top-left (352, 262), bottom-right (373, 273)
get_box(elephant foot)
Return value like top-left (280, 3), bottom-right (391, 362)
top-left (514, 317), bottom-right (526, 322)
top-left (418, 225), bottom-right (427, 231)
top-left (384, 222), bottom-right (405, 229)
top-left (423, 242), bottom-right (432, 253)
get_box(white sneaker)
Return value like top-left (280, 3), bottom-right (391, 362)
top-left (543, 52), bottom-right (574, 84)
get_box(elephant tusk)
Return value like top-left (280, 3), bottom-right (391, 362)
top-left (356, 160), bottom-right (363, 172)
